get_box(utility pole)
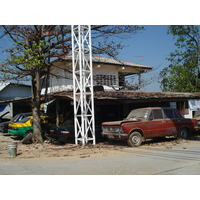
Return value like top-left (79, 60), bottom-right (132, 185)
top-left (71, 25), bottom-right (96, 146)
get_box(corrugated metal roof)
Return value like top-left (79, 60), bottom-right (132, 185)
top-left (0, 82), bottom-right (31, 92)
top-left (94, 91), bottom-right (200, 100)
top-left (62, 55), bottom-right (153, 70)
top-left (52, 90), bottom-right (200, 100)
top-left (1, 90), bottom-right (200, 106)
top-left (0, 81), bottom-right (10, 92)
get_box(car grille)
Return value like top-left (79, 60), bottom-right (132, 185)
top-left (102, 125), bottom-right (121, 133)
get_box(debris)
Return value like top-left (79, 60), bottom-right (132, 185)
top-left (80, 155), bottom-right (90, 158)
top-left (1, 132), bottom-right (200, 159)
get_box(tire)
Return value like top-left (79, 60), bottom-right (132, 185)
top-left (127, 131), bottom-right (143, 147)
top-left (22, 131), bottom-right (33, 144)
top-left (178, 128), bottom-right (190, 139)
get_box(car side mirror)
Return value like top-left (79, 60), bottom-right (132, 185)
top-left (149, 116), bottom-right (153, 121)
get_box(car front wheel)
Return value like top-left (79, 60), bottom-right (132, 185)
top-left (127, 131), bottom-right (143, 147)
top-left (178, 128), bottom-right (190, 139)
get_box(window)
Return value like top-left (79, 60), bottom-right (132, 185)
top-left (164, 109), bottom-right (181, 119)
top-left (164, 109), bottom-right (174, 118)
top-left (149, 109), bottom-right (163, 120)
top-left (95, 74), bottom-right (116, 86)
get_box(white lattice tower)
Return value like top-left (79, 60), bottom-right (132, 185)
top-left (71, 25), bottom-right (96, 146)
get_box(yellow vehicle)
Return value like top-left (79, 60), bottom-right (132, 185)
top-left (8, 116), bottom-right (56, 143)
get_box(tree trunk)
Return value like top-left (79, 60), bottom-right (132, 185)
top-left (31, 68), bottom-right (43, 143)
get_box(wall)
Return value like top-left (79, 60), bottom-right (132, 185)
top-left (0, 84), bottom-right (31, 119)
top-left (41, 63), bottom-right (121, 94)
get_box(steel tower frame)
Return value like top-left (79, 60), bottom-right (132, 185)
top-left (71, 25), bottom-right (96, 146)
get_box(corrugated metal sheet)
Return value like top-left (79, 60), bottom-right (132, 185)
top-left (0, 81), bottom-right (10, 91)
top-left (1, 90), bottom-right (200, 106)
top-left (62, 55), bottom-right (153, 70)
top-left (53, 90), bottom-right (200, 100)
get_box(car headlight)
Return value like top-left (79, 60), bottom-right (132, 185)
top-left (102, 126), bottom-right (122, 133)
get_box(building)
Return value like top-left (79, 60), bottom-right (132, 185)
top-left (41, 55), bottom-right (153, 94)
top-left (40, 55), bottom-right (200, 128)
top-left (1, 56), bottom-right (200, 127)
top-left (0, 82), bottom-right (32, 119)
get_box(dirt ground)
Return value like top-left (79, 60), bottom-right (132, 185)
top-left (1, 132), bottom-right (200, 159)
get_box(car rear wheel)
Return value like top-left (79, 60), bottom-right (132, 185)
top-left (178, 128), bottom-right (190, 139)
top-left (127, 131), bottom-right (142, 147)
top-left (22, 131), bottom-right (33, 144)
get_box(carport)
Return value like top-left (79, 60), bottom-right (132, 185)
top-left (52, 90), bottom-right (200, 127)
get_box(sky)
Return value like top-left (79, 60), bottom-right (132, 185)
top-left (116, 25), bottom-right (177, 92)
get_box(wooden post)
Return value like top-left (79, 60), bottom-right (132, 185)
top-left (56, 98), bottom-right (60, 126)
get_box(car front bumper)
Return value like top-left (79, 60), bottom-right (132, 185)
top-left (101, 132), bottom-right (128, 139)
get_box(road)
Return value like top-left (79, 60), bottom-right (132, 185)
top-left (1, 143), bottom-right (200, 175)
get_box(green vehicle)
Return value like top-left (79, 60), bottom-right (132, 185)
top-left (8, 116), bottom-right (56, 143)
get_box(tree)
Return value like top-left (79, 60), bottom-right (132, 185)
top-left (159, 25), bottom-right (200, 92)
top-left (0, 25), bottom-right (144, 143)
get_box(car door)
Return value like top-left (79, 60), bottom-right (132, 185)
top-left (147, 109), bottom-right (169, 137)
top-left (163, 108), bottom-right (179, 136)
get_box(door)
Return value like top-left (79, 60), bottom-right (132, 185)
top-left (162, 108), bottom-right (180, 136)
top-left (147, 109), bottom-right (169, 137)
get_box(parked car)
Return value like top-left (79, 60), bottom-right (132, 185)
top-left (49, 120), bottom-right (74, 143)
top-left (49, 120), bottom-right (104, 143)
top-left (193, 110), bottom-right (200, 126)
top-left (8, 116), bottom-right (56, 143)
top-left (0, 112), bottom-right (32, 133)
top-left (101, 107), bottom-right (199, 147)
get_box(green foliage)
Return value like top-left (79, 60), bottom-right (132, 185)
top-left (159, 25), bottom-right (200, 92)
top-left (8, 40), bottom-right (47, 69)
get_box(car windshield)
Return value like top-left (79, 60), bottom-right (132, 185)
top-left (126, 109), bottom-right (149, 121)
top-left (17, 117), bottom-right (31, 123)
top-left (11, 114), bottom-right (21, 122)
top-left (10, 113), bottom-right (32, 122)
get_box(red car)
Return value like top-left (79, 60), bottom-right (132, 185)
top-left (101, 107), bottom-right (199, 147)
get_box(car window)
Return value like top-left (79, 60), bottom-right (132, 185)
top-left (173, 109), bottom-right (183, 118)
top-left (18, 117), bottom-right (31, 123)
top-left (149, 109), bottom-right (163, 120)
top-left (11, 114), bottom-right (21, 122)
top-left (163, 109), bottom-right (175, 118)
top-left (126, 109), bottom-right (149, 120)
top-left (11, 113), bottom-right (32, 122)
